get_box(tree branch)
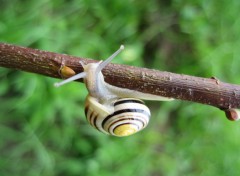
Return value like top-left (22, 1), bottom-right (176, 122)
top-left (1, 43), bottom-right (240, 120)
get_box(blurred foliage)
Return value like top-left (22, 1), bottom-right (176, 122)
top-left (1, 0), bottom-right (240, 175)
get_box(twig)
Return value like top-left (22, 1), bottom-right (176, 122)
top-left (1, 43), bottom-right (240, 120)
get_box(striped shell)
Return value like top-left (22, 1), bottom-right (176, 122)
top-left (85, 96), bottom-right (151, 137)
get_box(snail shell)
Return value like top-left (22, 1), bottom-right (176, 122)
top-left (85, 96), bottom-right (150, 137)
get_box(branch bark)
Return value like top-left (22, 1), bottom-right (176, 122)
top-left (1, 43), bottom-right (240, 119)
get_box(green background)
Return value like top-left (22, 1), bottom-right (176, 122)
top-left (1, 0), bottom-right (240, 175)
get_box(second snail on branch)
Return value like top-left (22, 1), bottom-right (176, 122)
top-left (54, 45), bottom-right (173, 137)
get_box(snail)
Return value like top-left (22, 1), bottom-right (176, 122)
top-left (54, 45), bottom-right (173, 137)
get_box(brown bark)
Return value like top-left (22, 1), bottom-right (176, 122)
top-left (0, 43), bottom-right (240, 119)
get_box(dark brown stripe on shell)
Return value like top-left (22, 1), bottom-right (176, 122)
top-left (114, 99), bottom-right (144, 106)
top-left (93, 115), bottom-right (101, 132)
top-left (102, 109), bottom-right (150, 127)
top-left (84, 106), bottom-right (89, 117)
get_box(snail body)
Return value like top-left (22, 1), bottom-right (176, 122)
top-left (55, 45), bottom-right (173, 137)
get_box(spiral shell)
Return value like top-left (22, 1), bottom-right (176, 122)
top-left (85, 96), bottom-right (151, 137)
